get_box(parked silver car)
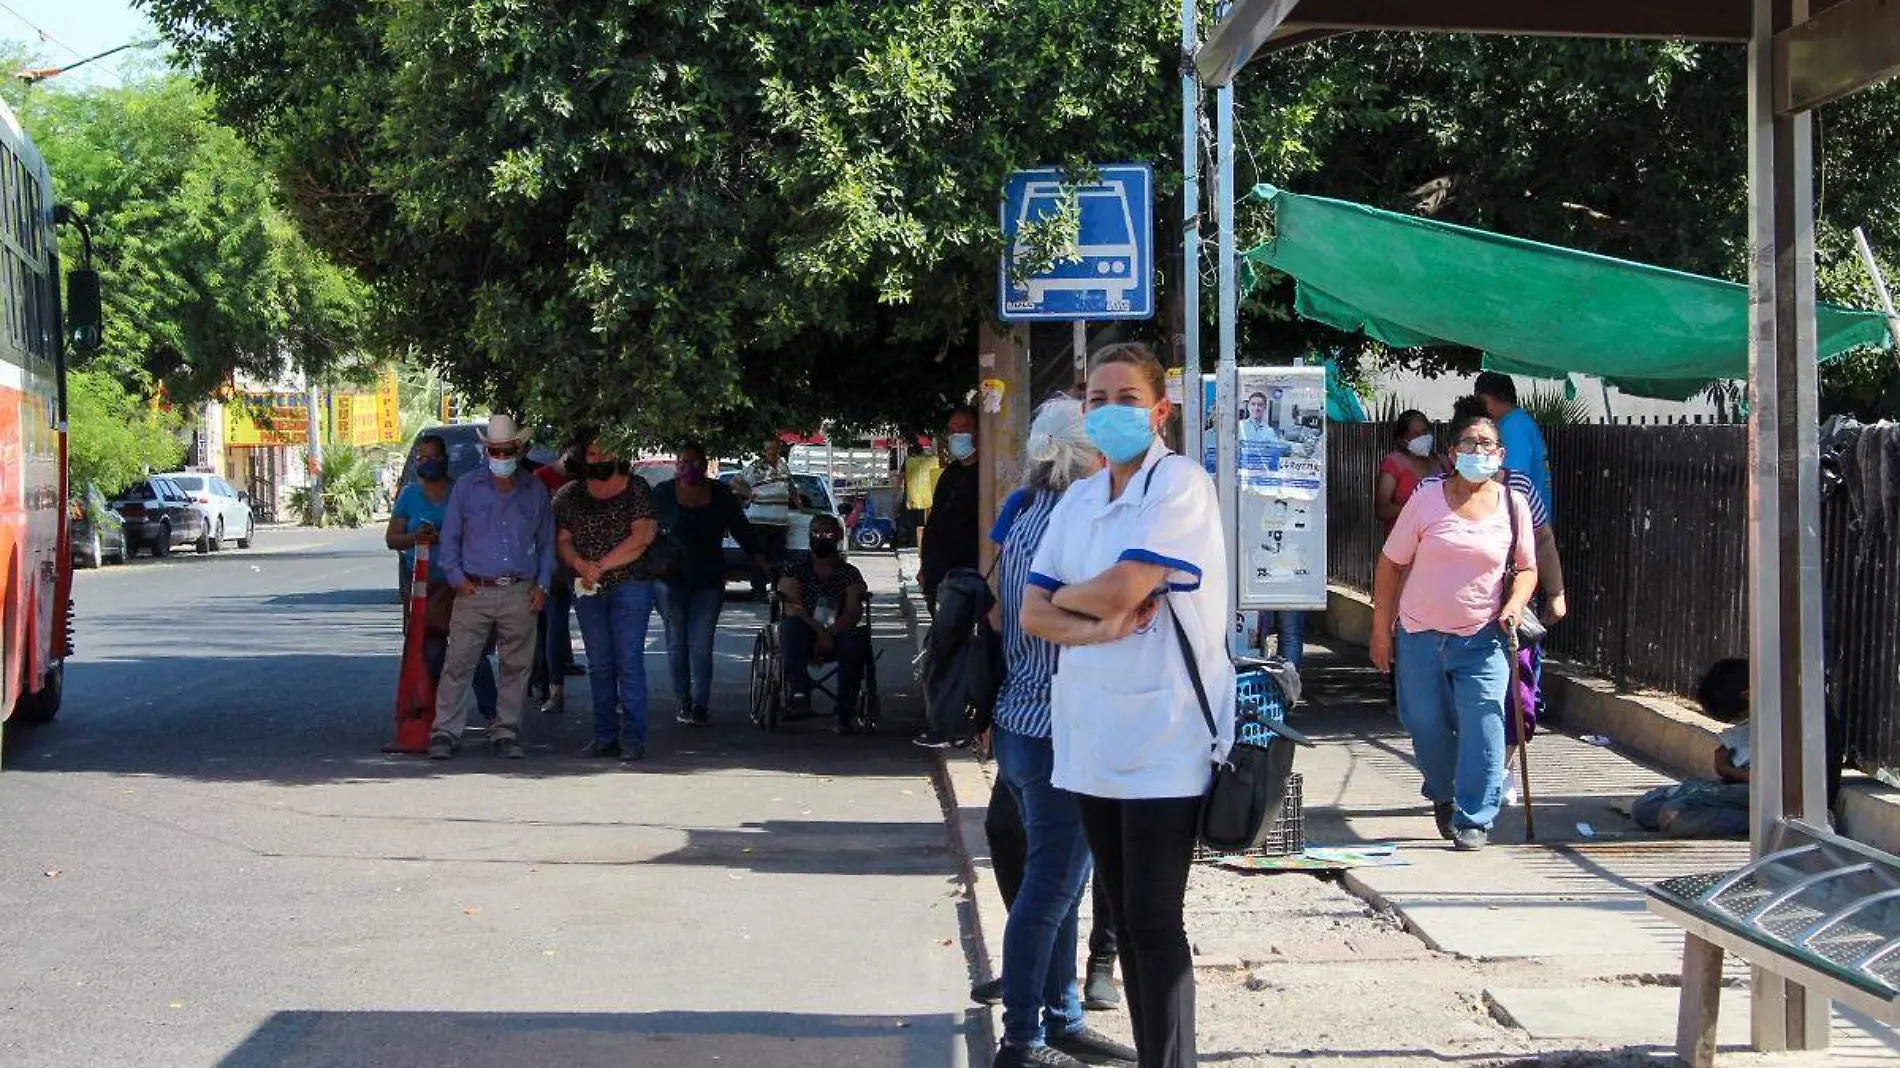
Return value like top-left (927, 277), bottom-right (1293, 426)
top-left (158, 471), bottom-right (256, 551)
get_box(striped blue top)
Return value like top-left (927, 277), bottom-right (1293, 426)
top-left (990, 487), bottom-right (1062, 739)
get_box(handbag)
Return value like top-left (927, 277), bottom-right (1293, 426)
top-left (1500, 480), bottom-right (1546, 645)
top-left (642, 488), bottom-right (689, 581)
top-left (923, 565), bottom-right (1002, 741)
top-left (1171, 604), bottom-right (1310, 853)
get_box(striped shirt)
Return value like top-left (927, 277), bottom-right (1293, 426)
top-left (990, 487), bottom-right (1062, 739)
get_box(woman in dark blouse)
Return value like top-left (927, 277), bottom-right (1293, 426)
top-left (553, 434), bottom-right (659, 761)
top-left (651, 443), bottom-right (771, 726)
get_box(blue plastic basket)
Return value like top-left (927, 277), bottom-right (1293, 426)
top-left (1234, 666), bottom-right (1288, 748)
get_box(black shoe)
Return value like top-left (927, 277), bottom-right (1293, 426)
top-left (675, 708), bottom-right (696, 726)
top-left (913, 731), bottom-right (951, 749)
top-left (492, 737), bottom-right (525, 760)
top-left (540, 687), bottom-right (565, 715)
top-left (1082, 959), bottom-right (1120, 1011)
top-left (970, 978), bottom-right (1002, 1005)
top-left (578, 739), bottom-right (622, 759)
top-left (426, 735), bottom-right (456, 761)
top-left (621, 743), bottom-right (646, 763)
top-left (786, 691), bottom-right (813, 719)
top-left (689, 706), bottom-right (711, 727)
top-left (993, 1044), bottom-right (1085, 1068)
top-left (1452, 826), bottom-right (1489, 851)
top-left (1433, 801), bottom-right (1455, 841)
top-left (833, 717), bottom-right (861, 736)
top-left (1048, 1026), bottom-right (1137, 1067)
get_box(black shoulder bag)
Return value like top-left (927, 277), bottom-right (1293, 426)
top-left (1138, 456), bottom-right (1311, 854)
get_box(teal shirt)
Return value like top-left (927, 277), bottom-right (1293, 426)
top-left (651, 479), bottom-right (762, 589)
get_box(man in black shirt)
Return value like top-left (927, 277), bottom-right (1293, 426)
top-left (919, 406), bottom-right (981, 614)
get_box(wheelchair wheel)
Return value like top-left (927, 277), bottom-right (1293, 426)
top-left (750, 629), bottom-right (781, 731)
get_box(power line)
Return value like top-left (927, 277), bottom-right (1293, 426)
top-left (0, 1), bottom-right (84, 61)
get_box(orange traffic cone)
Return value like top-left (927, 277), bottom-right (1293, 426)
top-left (383, 543), bottom-right (438, 754)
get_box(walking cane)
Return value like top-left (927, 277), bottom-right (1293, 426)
top-left (1506, 628), bottom-right (1536, 841)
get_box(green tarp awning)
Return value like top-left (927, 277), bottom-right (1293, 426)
top-left (1243, 185), bottom-right (1895, 400)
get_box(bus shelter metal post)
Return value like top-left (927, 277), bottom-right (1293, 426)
top-left (1746, 0), bottom-right (1831, 1050)
top-left (1215, 82), bottom-right (1240, 648)
top-left (1179, 0), bottom-right (1203, 467)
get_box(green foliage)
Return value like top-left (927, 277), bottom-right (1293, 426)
top-left (143, 0), bottom-right (1185, 447)
top-left (16, 71), bottom-right (371, 403)
top-left (289, 444), bottom-right (380, 527)
top-left (67, 369), bottom-right (185, 494)
top-left (1520, 382), bottom-right (1591, 427)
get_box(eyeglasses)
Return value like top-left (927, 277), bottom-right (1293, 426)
top-left (485, 445), bottom-right (521, 458)
top-left (1454, 437), bottom-right (1501, 454)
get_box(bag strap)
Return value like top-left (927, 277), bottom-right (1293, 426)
top-left (1169, 602), bottom-right (1220, 742)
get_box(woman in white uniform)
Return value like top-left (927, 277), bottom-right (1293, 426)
top-left (1022, 343), bottom-right (1233, 1068)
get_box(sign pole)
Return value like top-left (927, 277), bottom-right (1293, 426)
top-left (1180, 0), bottom-right (1203, 465)
top-left (305, 374), bottom-right (325, 527)
top-left (1072, 320), bottom-right (1088, 386)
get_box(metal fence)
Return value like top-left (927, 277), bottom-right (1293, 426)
top-left (1325, 420), bottom-right (1898, 773)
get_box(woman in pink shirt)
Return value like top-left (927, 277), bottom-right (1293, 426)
top-left (1371, 414), bottom-right (1537, 851)
top-left (1374, 409), bottom-right (1435, 538)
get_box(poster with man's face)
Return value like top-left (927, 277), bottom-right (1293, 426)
top-left (1230, 367), bottom-right (1327, 609)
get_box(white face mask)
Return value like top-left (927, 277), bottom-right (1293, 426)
top-left (488, 457), bottom-right (519, 478)
top-left (1406, 434), bottom-right (1434, 458)
top-left (948, 433), bottom-right (976, 461)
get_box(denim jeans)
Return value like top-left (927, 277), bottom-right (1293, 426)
top-left (1077, 793), bottom-right (1201, 1068)
top-left (573, 579), bottom-right (655, 746)
top-left (1260, 610), bottom-right (1305, 668)
top-left (1395, 625), bottom-right (1510, 831)
top-left (777, 617), bottom-right (868, 723)
top-left (985, 780), bottom-right (1118, 963)
top-left (657, 583), bottom-right (724, 711)
top-left (994, 728), bottom-right (1091, 1049)
top-left (424, 635), bottom-right (498, 722)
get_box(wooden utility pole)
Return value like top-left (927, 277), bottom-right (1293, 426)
top-left (976, 320), bottom-right (1029, 574)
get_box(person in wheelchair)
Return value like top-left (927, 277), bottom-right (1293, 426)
top-left (776, 514), bottom-right (871, 733)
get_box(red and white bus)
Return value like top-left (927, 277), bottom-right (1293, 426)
top-left (0, 99), bottom-right (103, 742)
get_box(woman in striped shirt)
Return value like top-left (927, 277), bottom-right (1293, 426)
top-left (987, 396), bottom-right (1135, 1068)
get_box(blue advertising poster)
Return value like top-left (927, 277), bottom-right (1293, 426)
top-left (998, 165), bottom-right (1154, 321)
top-left (1203, 367), bottom-right (1329, 609)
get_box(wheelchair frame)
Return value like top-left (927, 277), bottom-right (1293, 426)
top-left (749, 587), bottom-right (882, 733)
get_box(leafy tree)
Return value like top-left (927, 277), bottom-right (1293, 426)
top-left (66, 369), bottom-right (185, 494)
top-left (142, 0), bottom-right (1186, 448)
top-left (17, 72), bottom-right (371, 404)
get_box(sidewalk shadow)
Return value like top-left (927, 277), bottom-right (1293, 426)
top-left (216, 1009), bottom-right (983, 1068)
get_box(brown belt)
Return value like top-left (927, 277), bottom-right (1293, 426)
top-left (468, 575), bottom-right (530, 587)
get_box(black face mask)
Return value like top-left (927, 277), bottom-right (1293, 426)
top-left (584, 460), bottom-right (619, 481)
top-left (809, 539), bottom-right (840, 559)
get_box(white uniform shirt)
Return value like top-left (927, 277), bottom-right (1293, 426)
top-left (1029, 440), bottom-right (1236, 800)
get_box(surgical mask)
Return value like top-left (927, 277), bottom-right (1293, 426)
top-left (809, 537), bottom-right (840, 559)
top-left (585, 460), bottom-right (619, 481)
top-left (415, 458), bottom-right (447, 481)
top-left (1085, 404), bottom-right (1155, 465)
top-left (488, 456), bottom-right (519, 478)
top-left (947, 433), bottom-right (976, 461)
top-left (1406, 434), bottom-right (1434, 458)
top-left (1454, 452), bottom-right (1502, 483)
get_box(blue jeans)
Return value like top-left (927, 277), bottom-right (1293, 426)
top-left (1395, 626), bottom-right (1510, 831)
top-left (1261, 610), bottom-right (1305, 668)
top-left (424, 634), bottom-right (498, 721)
top-left (574, 580), bottom-right (654, 746)
top-left (657, 583), bottom-right (724, 711)
top-left (994, 728), bottom-right (1091, 1048)
top-left (778, 617), bottom-right (868, 723)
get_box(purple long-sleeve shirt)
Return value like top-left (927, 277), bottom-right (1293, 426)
top-left (438, 468), bottom-right (556, 589)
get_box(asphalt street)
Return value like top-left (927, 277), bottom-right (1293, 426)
top-left (0, 528), bottom-right (979, 1068)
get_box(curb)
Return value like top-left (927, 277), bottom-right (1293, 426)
top-left (896, 550), bottom-right (1004, 1054)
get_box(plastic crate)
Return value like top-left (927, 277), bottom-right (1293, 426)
top-left (1234, 666), bottom-right (1288, 747)
top-left (1193, 772), bottom-right (1304, 861)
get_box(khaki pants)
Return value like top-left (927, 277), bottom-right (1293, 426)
top-left (434, 582), bottom-right (537, 743)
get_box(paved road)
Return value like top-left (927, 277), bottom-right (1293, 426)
top-left (0, 528), bottom-right (979, 1068)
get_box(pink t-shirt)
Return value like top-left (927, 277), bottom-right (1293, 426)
top-left (1380, 482), bottom-right (1535, 637)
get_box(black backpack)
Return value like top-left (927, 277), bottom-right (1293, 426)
top-left (922, 567), bottom-right (1003, 742)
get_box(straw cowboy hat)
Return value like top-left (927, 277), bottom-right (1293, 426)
top-left (476, 414), bottom-right (533, 446)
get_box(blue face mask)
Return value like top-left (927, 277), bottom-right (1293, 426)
top-left (947, 433), bottom-right (976, 461)
top-left (1454, 452), bottom-right (1502, 483)
top-left (488, 457), bottom-right (520, 478)
top-left (415, 458), bottom-right (447, 482)
top-left (1084, 404), bottom-right (1156, 465)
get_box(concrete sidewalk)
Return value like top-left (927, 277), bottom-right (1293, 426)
top-left (895, 546), bottom-right (1899, 1066)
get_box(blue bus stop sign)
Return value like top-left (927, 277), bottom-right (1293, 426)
top-left (998, 164), bottom-right (1153, 321)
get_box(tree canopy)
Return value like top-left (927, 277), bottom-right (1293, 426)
top-left (18, 72), bottom-right (372, 405)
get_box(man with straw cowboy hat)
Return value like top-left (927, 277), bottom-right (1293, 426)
top-left (430, 414), bottom-right (557, 760)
